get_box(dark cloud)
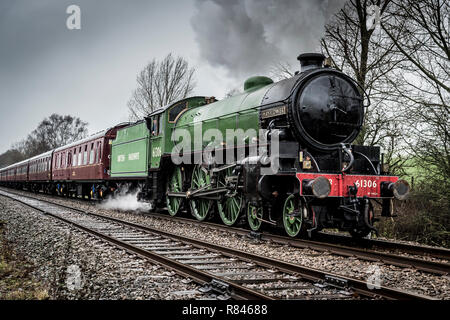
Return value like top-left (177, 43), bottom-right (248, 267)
top-left (191, 0), bottom-right (346, 77)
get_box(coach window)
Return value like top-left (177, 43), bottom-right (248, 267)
top-left (90, 143), bottom-right (94, 164)
top-left (78, 147), bottom-right (82, 166)
top-left (61, 153), bottom-right (65, 169)
top-left (96, 142), bottom-right (101, 163)
top-left (68, 152), bottom-right (72, 167)
top-left (98, 143), bottom-right (102, 162)
top-left (83, 145), bottom-right (88, 165)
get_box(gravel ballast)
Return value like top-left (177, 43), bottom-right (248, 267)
top-left (0, 195), bottom-right (202, 300)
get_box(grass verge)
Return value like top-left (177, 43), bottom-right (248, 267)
top-left (0, 220), bottom-right (49, 300)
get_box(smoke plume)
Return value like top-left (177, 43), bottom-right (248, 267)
top-left (191, 0), bottom-right (346, 78)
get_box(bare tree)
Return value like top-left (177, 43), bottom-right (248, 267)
top-left (269, 61), bottom-right (296, 81)
top-left (0, 149), bottom-right (25, 168)
top-left (382, 0), bottom-right (449, 183)
top-left (128, 54), bottom-right (196, 120)
top-left (320, 0), bottom-right (410, 174)
top-left (16, 114), bottom-right (88, 158)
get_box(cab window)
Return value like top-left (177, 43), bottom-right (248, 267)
top-left (168, 101), bottom-right (187, 123)
top-left (151, 116), bottom-right (158, 136)
top-left (158, 114), bottom-right (163, 134)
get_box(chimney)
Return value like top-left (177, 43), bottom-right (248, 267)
top-left (297, 53), bottom-right (325, 72)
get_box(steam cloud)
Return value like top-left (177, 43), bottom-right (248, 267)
top-left (99, 187), bottom-right (152, 212)
top-left (191, 0), bottom-right (346, 78)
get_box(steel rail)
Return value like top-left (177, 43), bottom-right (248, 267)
top-left (138, 212), bottom-right (450, 275)
top-left (315, 232), bottom-right (450, 260)
top-left (5, 187), bottom-right (448, 261)
top-left (0, 191), bottom-right (272, 300)
top-left (71, 210), bottom-right (439, 299)
top-left (0, 191), bottom-right (436, 300)
top-left (86, 213), bottom-right (437, 300)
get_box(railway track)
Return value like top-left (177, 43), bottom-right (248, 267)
top-left (0, 189), bottom-right (437, 300)
top-left (4, 187), bottom-right (448, 264)
top-left (315, 232), bottom-right (450, 261)
top-left (143, 212), bottom-right (450, 275)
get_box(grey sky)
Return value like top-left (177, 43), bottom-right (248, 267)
top-left (0, 0), bottom-right (344, 154)
top-left (0, 0), bottom-right (235, 153)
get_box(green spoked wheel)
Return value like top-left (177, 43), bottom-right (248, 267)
top-left (247, 203), bottom-right (262, 231)
top-left (217, 168), bottom-right (243, 226)
top-left (190, 165), bottom-right (213, 221)
top-left (166, 166), bottom-right (183, 216)
top-left (283, 194), bottom-right (303, 237)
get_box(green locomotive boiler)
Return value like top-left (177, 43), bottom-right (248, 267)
top-left (109, 53), bottom-right (409, 238)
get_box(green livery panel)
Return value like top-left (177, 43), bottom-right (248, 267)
top-left (170, 83), bottom-right (272, 152)
top-left (110, 122), bottom-right (150, 178)
top-left (124, 79), bottom-right (276, 171)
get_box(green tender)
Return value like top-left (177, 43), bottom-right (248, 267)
top-left (110, 121), bottom-right (150, 178)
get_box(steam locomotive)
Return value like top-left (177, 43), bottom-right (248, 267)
top-left (0, 53), bottom-right (409, 238)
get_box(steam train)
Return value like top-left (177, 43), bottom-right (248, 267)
top-left (0, 53), bottom-right (409, 238)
